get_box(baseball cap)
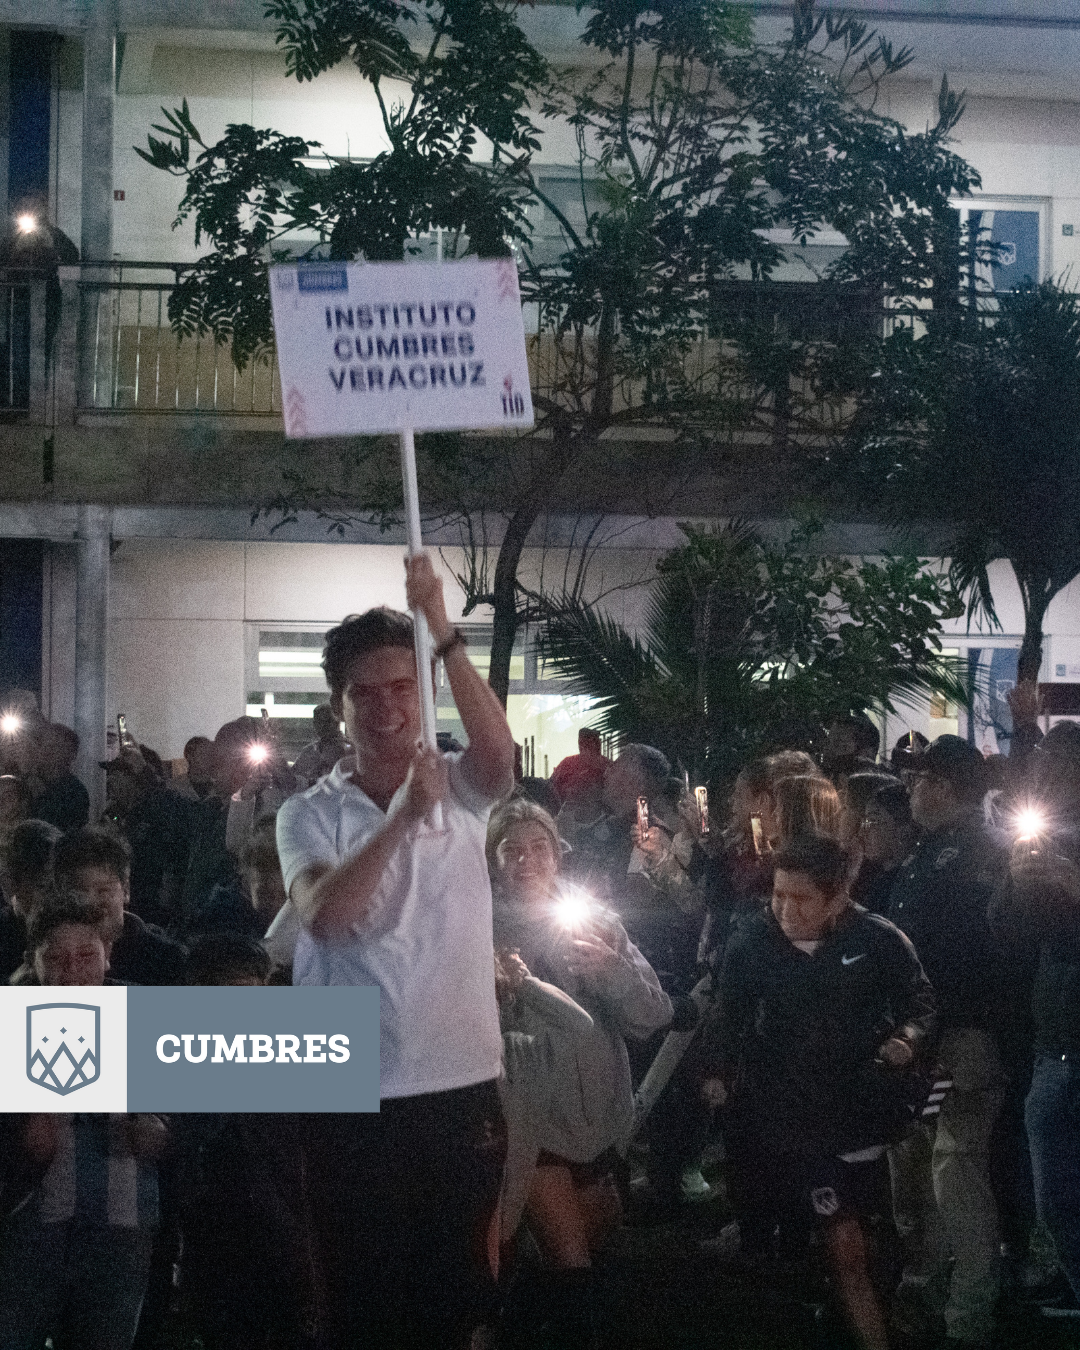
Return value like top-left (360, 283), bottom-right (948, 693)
top-left (918, 735), bottom-right (987, 796)
top-left (99, 746), bottom-right (147, 775)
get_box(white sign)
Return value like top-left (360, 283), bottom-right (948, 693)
top-left (269, 258), bottom-right (535, 437)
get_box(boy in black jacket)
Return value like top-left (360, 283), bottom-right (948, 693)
top-left (698, 836), bottom-right (935, 1350)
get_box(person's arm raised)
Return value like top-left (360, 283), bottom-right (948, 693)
top-left (405, 554), bottom-right (515, 801)
top-left (291, 748), bottom-right (448, 942)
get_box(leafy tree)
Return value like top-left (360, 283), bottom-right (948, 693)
top-left (135, 0), bottom-right (545, 365)
top-left (537, 520), bottom-right (968, 782)
top-left (139, 0), bottom-right (983, 704)
top-left (838, 278), bottom-right (1080, 683)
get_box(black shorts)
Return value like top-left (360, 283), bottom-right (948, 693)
top-left (736, 1151), bottom-right (890, 1240)
top-left (535, 1144), bottom-right (621, 1187)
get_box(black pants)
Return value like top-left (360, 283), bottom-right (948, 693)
top-left (302, 1079), bottom-right (506, 1350)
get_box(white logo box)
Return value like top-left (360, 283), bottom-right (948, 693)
top-left (0, 986), bottom-right (128, 1112)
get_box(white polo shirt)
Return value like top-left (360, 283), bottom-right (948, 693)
top-left (276, 755), bottom-right (503, 1100)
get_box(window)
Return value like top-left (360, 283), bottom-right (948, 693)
top-left (953, 198), bottom-right (1046, 296)
top-left (245, 622), bottom-right (600, 774)
top-left (438, 625), bottom-right (600, 777)
top-left (245, 627), bottom-right (333, 762)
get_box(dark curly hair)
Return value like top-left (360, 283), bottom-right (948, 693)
top-left (26, 890), bottom-right (110, 953)
top-left (53, 826), bottom-right (132, 886)
top-left (322, 608), bottom-right (415, 700)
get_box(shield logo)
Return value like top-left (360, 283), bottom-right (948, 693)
top-left (26, 1004), bottom-right (101, 1096)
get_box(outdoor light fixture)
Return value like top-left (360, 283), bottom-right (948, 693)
top-left (0, 712), bottom-right (21, 736)
top-left (15, 214), bottom-right (37, 235)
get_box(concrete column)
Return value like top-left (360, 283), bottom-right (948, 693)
top-left (79, 0), bottom-right (117, 407)
top-left (80, 0), bottom-right (115, 264)
top-left (74, 504), bottom-right (110, 817)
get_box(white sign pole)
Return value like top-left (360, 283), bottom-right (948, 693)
top-left (400, 425), bottom-right (443, 832)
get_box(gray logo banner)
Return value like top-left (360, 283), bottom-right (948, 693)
top-left (127, 986), bottom-right (379, 1112)
top-left (27, 1003), bottom-right (101, 1095)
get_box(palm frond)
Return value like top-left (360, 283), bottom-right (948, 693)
top-left (872, 651), bottom-right (972, 716)
top-left (537, 600), bottom-right (670, 736)
top-left (948, 529), bottom-right (1002, 633)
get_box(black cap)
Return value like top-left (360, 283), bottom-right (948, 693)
top-left (919, 735), bottom-right (987, 796)
top-left (99, 746), bottom-right (147, 774)
top-left (1039, 721), bottom-right (1080, 761)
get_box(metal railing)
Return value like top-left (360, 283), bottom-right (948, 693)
top-left (80, 263), bottom-right (280, 415)
top-left (0, 281), bottom-right (32, 411)
top-left (69, 263), bottom-right (888, 421)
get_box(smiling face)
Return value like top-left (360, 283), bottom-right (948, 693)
top-left (497, 821), bottom-right (560, 904)
top-left (34, 922), bottom-right (108, 986)
top-left (67, 864), bottom-right (127, 939)
top-left (333, 646), bottom-right (422, 773)
top-left (772, 868), bottom-right (848, 944)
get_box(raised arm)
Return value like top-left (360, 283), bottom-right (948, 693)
top-left (405, 554), bottom-right (515, 801)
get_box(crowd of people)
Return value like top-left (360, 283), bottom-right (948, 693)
top-left (0, 555), bottom-right (1077, 1350)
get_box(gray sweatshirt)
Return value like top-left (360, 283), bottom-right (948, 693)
top-left (493, 900), bottom-right (673, 1163)
top-left (498, 976), bottom-right (595, 1243)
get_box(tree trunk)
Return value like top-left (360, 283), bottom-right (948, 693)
top-left (1017, 588), bottom-right (1051, 684)
top-left (589, 303), bottom-right (616, 434)
top-left (487, 497), bottom-right (544, 707)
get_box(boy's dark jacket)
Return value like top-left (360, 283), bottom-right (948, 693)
top-left (697, 904), bottom-right (936, 1160)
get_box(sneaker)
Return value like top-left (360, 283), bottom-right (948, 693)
top-left (679, 1166), bottom-right (714, 1202)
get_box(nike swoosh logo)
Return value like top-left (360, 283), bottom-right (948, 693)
top-left (841, 954), bottom-right (867, 966)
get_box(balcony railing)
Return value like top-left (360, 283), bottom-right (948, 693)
top-left (4, 261), bottom-right (892, 430)
top-left (0, 280), bottom-right (32, 412)
top-left (81, 263), bottom-right (281, 415)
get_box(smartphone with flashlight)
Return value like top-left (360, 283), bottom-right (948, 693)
top-left (750, 814), bottom-right (766, 857)
top-left (694, 786), bottom-right (710, 837)
top-left (637, 797), bottom-right (650, 842)
top-left (1015, 807), bottom-right (1046, 859)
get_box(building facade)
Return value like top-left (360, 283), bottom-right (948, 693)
top-left (1, 0), bottom-right (1079, 804)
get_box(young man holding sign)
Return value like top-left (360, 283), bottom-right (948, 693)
top-left (276, 553), bottom-right (515, 1349)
